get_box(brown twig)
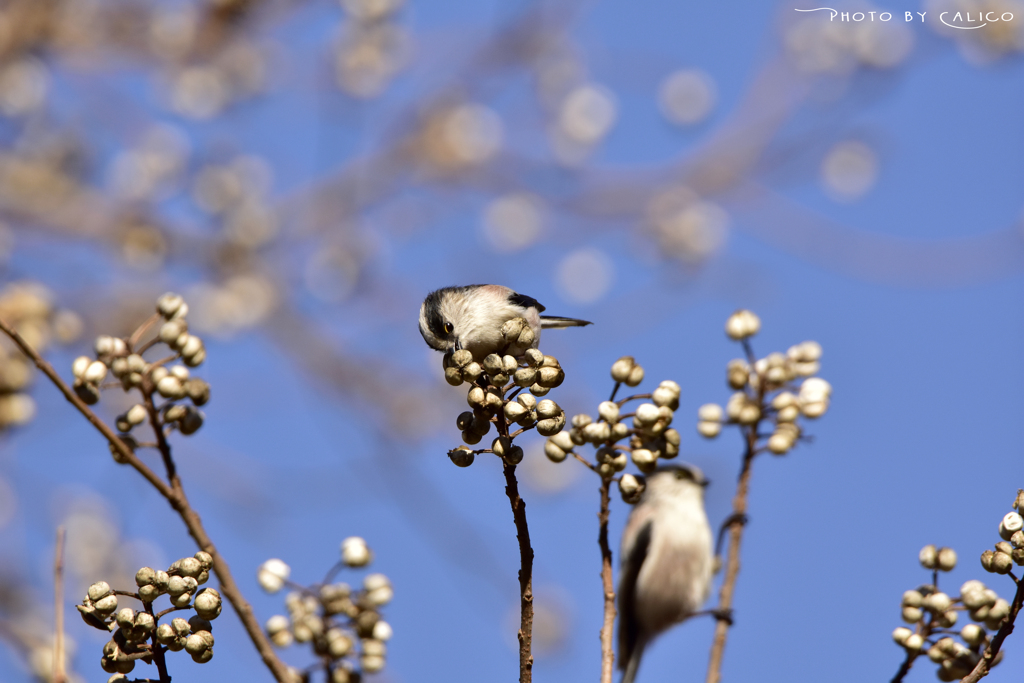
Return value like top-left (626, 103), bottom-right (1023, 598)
top-left (0, 315), bottom-right (293, 683)
top-left (572, 452), bottom-right (598, 473)
top-left (597, 478), bottom-right (616, 683)
top-left (128, 313), bottom-right (161, 349)
top-left (890, 650), bottom-right (918, 683)
top-left (52, 526), bottom-right (66, 683)
top-left (497, 405), bottom-right (534, 683)
top-left (960, 573), bottom-right (1024, 682)
top-left (143, 600), bottom-right (172, 683)
top-left (705, 377), bottom-right (764, 683)
top-left (503, 459), bottom-right (534, 683)
top-left (615, 393), bottom-right (652, 407)
top-left (154, 605), bottom-right (193, 620)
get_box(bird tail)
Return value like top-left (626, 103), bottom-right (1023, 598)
top-left (620, 641), bottom-right (645, 683)
top-left (540, 316), bottom-right (592, 328)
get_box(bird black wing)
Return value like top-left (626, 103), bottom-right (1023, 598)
top-left (618, 519), bottom-right (653, 673)
top-left (508, 291), bottom-right (546, 313)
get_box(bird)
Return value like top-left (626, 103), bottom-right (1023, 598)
top-left (618, 464), bottom-right (714, 683)
top-left (418, 284), bottom-right (591, 361)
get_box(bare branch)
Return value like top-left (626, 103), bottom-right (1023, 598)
top-left (52, 526), bottom-right (66, 683)
top-left (706, 364), bottom-right (767, 683)
top-left (598, 478), bottom-right (616, 683)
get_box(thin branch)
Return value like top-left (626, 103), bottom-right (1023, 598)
top-left (322, 559), bottom-right (347, 586)
top-left (890, 649), bottom-right (919, 683)
top-left (503, 459), bottom-right (534, 683)
top-left (0, 316), bottom-right (293, 682)
top-left (740, 340), bottom-right (757, 366)
top-left (960, 571), bottom-right (1024, 682)
top-left (704, 431), bottom-right (755, 683)
top-left (52, 526), bottom-right (66, 683)
top-left (508, 426), bottom-right (534, 439)
top-left (705, 362), bottom-right (767, 683)
top-left (138, 384), bottom-right (290, 681)
top-left (143, 601), bottom-right (171, 683)
top-left (154, 605), bottom-right (193, 620)
top-left (572, 452), bottom-right (598, 473)
top-left (597, 478), bottom-right (616, 683)
top-left (498, 405), bottom-right (534, 683)
top-left (141, 386), bottom-right (178, 484)
top-left (128, 313), bottom-right (161, 350)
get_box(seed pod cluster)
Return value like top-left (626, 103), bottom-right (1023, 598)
top-left (440, 327), bottom-right (567, 470)
top-left (981, 498), bottom-right (1024, 575)
top-left (500, 316), bottom-right (537, 356)
top-left (697, 311), bottom-right (829, 458)
top-left (70, 293), bottom-right (212, 456)
top-left (539, 355), bottom-right (688, 503)
top-left (260, 538), bottom-right (392, 681)
top-left (76, 551), bottom-right (221, 674)
top-left (891, 532), bottom-right (1017, 681)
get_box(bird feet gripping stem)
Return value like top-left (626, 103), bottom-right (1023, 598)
top-left (691, 608), bottom-right (734, 626)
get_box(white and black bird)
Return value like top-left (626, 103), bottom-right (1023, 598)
top-left (419, 284), bottom-right (591, 361)
top-left (618, 464), bottom-right (714, 683)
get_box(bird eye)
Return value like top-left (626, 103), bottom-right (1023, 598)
top-left (443, 322), bottom-right (454, 335)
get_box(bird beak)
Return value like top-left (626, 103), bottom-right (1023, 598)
top-left (454, 337), bottom-right (463, 351)
top-left (701, 478), bottom-right (711, 488)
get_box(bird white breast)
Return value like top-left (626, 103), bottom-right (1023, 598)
top-left (633, 496), bottom-right (713, 634)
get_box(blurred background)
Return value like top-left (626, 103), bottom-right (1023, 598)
top-left (0, 0), bottom-right (1022, 680)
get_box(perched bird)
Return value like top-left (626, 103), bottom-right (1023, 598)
top-left (618, 464), bottom-right (714, 683)
top-left (419, 284), bottom-right (591, 360)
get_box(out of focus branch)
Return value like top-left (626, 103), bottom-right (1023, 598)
top-left (52, 526), bottom-right (66, 683)
top-left (0, 316), bottom-right (293, 683)
top-left (705, 354), bottom-right (765, 683)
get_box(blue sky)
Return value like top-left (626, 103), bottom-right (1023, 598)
top-left (2, 0), bottom-right (1023, 682)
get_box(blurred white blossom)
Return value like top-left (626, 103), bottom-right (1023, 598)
top-left (556, 247), bottom-right (614, 305)
top-left (658, 69), bottom-right (717, 125)
top-left (558, 84), bottom-right (617, 145)
top-left (483, 193), bottom-right (545, 252)
top-left (821, 140), bottom-right (878, 201)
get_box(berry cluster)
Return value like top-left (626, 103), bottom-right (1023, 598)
top-left (258, 537), bottom-right (393, 682)
top-left (543, 355), bottom-right (685, 504)
top-left (696, 310), bottom-right (829, 457)
top-left (981, 504), bottom-right (1024, 574)
top-left (77, 552), bottom-right (222, 678)
top-left (891, 545), bottom-right (1009, 680)
top-left (68, 293), bottom-right (210, 459)
top-left (443, 317), bottom-right (567, 468)
top-left (891, 491), bottom-right (1024, 681)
